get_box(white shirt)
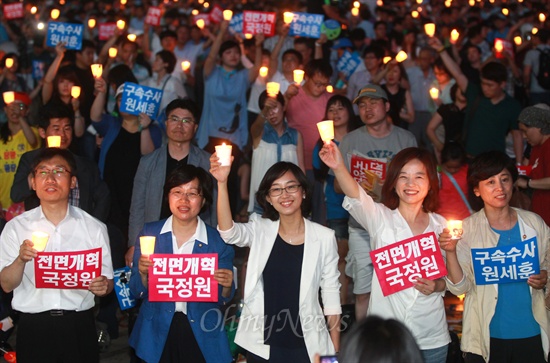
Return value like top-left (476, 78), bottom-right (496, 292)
top-left (0, 206), bottom-right (114, 313)
top-left (143, 73), bottom-right (187, 113)
top-left (343, 188), bottom-right (451, 350)
top-left (160, 216), bottom-right (208, 314)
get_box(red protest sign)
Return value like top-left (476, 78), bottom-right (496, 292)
top-left (517, 165), bottom-right (532, 177)
top-left (193, 14), bottom-right (211, 28)
top-left (209, 5), bottom-right (224, 24)
top-left (99, 23), bottom-right (117, 41)
top-left (3, 3), bottom-right (24, 20)
top-left (148, 254), bottom-right (218, 302)
top-left (34, 248), bottom-right (102, 289)
top-left (494, 38), bottom-right (513, 60)
top-left (242, 11), bottom-right (276, 36)
top-left (370, 232), bottom-right (447, 296)
top-left (145, 7), bottom-right (162, 26)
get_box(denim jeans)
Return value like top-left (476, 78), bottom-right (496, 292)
top-left (422, 344), bottom-right (448, 363)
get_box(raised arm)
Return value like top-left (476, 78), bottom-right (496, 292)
top-left (90, 77), bottom-right (107, 122)
top-left (268, 25), bottom-right (291, 79)
top-left (426, 111), bottom-right (444, 152)
top-left (209, 153), bottom-right (234, 231)
top-left (204, 20), bottom-right (230, 78)
top-left (318, 141), bottom-right (360, 199)
top-left (42, 43), bottom-right (66, 104)
top-left (428, 37), bottom-right (468, 92)
top-left (248, 33), bottom-right (265, 84)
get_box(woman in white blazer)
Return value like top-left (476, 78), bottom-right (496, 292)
top-left (210, 157), bottom-right (341, 363)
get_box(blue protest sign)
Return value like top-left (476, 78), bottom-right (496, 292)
top-left (288, 12), bottom-right (324, 38)
top-left (337, 51), bottom-right (362, 80)
top-left (114, 267), bottom-right (136, 310)
top-left (32, 60), bottom-right (45, 80)
top-left (46, 22), bottom-right (84, 50)
top-left (229, 13), bottom-right (243, 35)
top-left (472, 237), bottom-right (539, 285)
top-left (120, 82), bottom-right (163, 118)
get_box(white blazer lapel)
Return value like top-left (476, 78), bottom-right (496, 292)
top-left (299, 219), bottom-right (320, 306)
top-left (245, 219), bottom-right (280, 297)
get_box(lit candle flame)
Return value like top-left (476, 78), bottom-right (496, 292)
top-left (424, 23), bottom-right (436, 37)
top-left (326, 85), bottom-right (333, 93)
top-left (31, 6), bottom-right (37, 14)
top-left (109, 47), bottom-right (118, 58)
top-left (450, 29), bottom-right (459, 44)
top-left (283, 12), bottom-right (294, 24)
top-left (5, 58), bottom-right (14, 68)
top-left (429, 87), bottom-right (439, 99)
top-left (514, 36), bottom-right (522, 46)
top-left (127, 34), bottom-right (137, 42)
top-left (3, 92), bottom-right (15, 105)
top-left (51, 9), bottom-right (60, 20)
top-left (88, 18), bottom-right (96, 28)
top-left (502, 8), bottom-right (509, 16)
top-left (71, 86), bottom-right (81, 98)
top-left (351, 8), bottom-right (359, 17)
top-left (196, 19), bottom-right (205, 29)
top-left (494, 40), bottom-right (504, 53)
top-left (353, 1), bottom-right (360, 8)
top-left (539, 13), bottom-right (546, 23)
top-left (395, 51), bottom-right (408, 62)
top-left (293, 69), bottom-right (304, 84)
top-left (181, 61), bottom-right (191, 72)
top-left (259, 66), bottom-right (268, 77)
top-left (116, 20), bottom-right (126, 30)
top-left (411, 10), bottom-right (419, 18)
top-left (47, 136), bottom-right (61, 148)
top-left (266, 82), bottom-right (280, 97)
top-left (532, 27), bottom-right (539, 35)
top-left (91, 64), bottom-right (103, 78)
top-left (223, 10), bottom-right (233, 21)
top-left (383, 56), bottom-right (392, 64)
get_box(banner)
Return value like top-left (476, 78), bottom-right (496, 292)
top-left (145, 7), bottom-right (162, 26)
top-left (119, 82), bottom-right (163, 118)
top-left (349, 153), bottom-right (386, 200)
top-left (46, 22), bottom-right (84, 50)
top-left (3, 3), bottom-right (24, 20)
top-left (472, 237), bottom-right (539, 285)
top-left (148, 254), bottom-right (218, 302)
top-left (371, 232), bottom-right (448, 296)
top-left (242, 11), bottom-right (276, 36)
top-left (517, 165), bottom-right (532, 177)
top-left (229, 13), bottom-right (243, 34)
top-left (99, 23), bottom-right (116, 41)
top-left (32, 61), bottom-right (46, 80)
top-left (34, 248), bottom-right (102, 289)
top-left (288, 12), bottom-right (324, 38)
top-left (114, 267), bottom-right (136, 310)
top-left (337, 51), bottom-right (362, 81)
top-left (209, 5), bottom-right (224, 24)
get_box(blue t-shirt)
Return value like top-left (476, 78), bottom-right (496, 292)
top-left (489, 222), bottom-right (540, 339)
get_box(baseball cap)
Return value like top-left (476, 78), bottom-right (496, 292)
top-left (352, 84), bottom-right (388, 104)
top-left (13, 92), bottom-right (31, 106)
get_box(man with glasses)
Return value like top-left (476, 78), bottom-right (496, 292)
top-left (335, 85), bottom-right (416, 321)
top-left (127, 98), bottom-right (215, 266)
top-left (0, 147), bottom-right (114, 363)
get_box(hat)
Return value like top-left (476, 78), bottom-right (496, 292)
top-left (115, 84), bottom-right (125, 98)
top-left (331, 38), bottom-right (353, 50)
top-left (352, 84), bottom-right (388, 104)
top-left (13, 92), bottom-right (31, 106)
top-left (518, 103), bottom-right (550, 135)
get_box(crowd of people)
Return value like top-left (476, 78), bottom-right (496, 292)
top-left (0, 0), bottom-right (549, 362)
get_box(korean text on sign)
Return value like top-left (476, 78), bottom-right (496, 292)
top-left (114, 267), bottom-right (136, 310)
top-left (350, 154), bottom-right (387, 183)
top-left (242, 11), bottom-right (276, 36)
top-left (209, 5), bottom-right (224, 24)
top-left (4, 3), bottom-right (24, 20)
top-left (288, 12), bottom-right (324, 38)
top-left (34, 248), bottom-right (102, 289)
top-left (120, 82), bottom-right (163, 118)
top-left (229, 13), bottom-right (243, 34)
top-left (99, 23), bottom-right (116, 41)
top-left (148, 254), bottom-right (218, 302)
top-left (371, 232), bottom-right (448, 296)
top-left (472, 237), bottom-right (539, 285)
top-left (337, 51), bottom-right (362, 81)
top-left (145, 7), bottom-right (162, 26)
top-left (46, 22), bottom-right (84, 50)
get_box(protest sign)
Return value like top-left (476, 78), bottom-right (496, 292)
top-left (99, 23), bottom-right (117, 41)
top-left (337, 51), bottom-right (362, 80)
top-left (242, 11), bottom-right (276, 36)
top-left (46, 22), bottom-right (84, 50)
top-left (114, 267), bottom-right (136, 310)
top-left (4, 3), bottom-right (24, 20)
top-left (119, 82), bottom-right (163, 118)
top-left (145, 7), bottom-right (162, 26)
top-left (288, 12), bottom-right (324, 38)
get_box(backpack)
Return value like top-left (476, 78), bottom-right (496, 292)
top-left (536, 48), bottom-right (550, 90)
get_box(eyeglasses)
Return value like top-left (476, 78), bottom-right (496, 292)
top-left (169, 190), bottom-right (202, 200)
top-left (34, 167), bottom-right (71, 179)
top-left (268, 184), bottom-right (301, 197)
top-left (167, 115), bottom-right (195, 126)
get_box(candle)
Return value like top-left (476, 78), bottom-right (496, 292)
top-left (266, 82), bottom-right (280, 97)
top-left (317, 120), bottom-right (334, 143)
top-left (121, 0), bottom-right (127, 4)
top-left (326, 85), bottom-right (333, 93)
top-left (353, 1), bottom-right (360, 7)
top-left (127, 34), bottom-right (137, 42)
top-left (383, 56), bottom-right (392, 64)
top-left (37, 22), bottom-right (45, 30)
top-left (376, 0), bottom-right (383, 5)
top-left (3, 92), bottom-right (15, 104)
top-left (51, 9), bottom-right (60, 20)
top-left (5, 58), bottom-right (14, 68)
top-left (283, 12), bottom-right (294, 24)
top-left (31, 6), bottom-right (37, 14)
top-left (494, 39), bottom-right (504, 53)
top-left (181, 61), bottom-right (191, 72)
top-left (71, 86), bottom-right (81, 98)
top-left (539, 13), bottom-right (546, 23)
top-left (411, 10), bottom-right (419, 18)
top-left (501, 8), bottom-right (509, 16)
top-left (395, 50), bottom-right (408, 62)
top-left (429, 87), bottom-right (439, 99)
top-left (88, 18), bottom-right (96, 28)
top-left (259, 66), bottom-right (268, 77)
top-left (293, 69), bottom-right (304, 84)
top-left (514, 36), bottom-right (522, 46)
top-left (204, 2), bottom-right (210, 8)
top-left (215, 143), bottom-right (233, 166)
top-left (91, 64), bottom-right (103, 78)
top-left (192, 9), bottom-right (199, 16)
top-left (32, 231), bottom-right (49, 252)
top-left (445, 1), bottom-right (451, 7)
top-left (532, 27), bottom-right (539, 35)
top-left (109, 47), bottom-right (118, 58)
top-left (140, 236), bottom-right (156, 256)
top-left (450, 29), bottom-right (459, 44)
top-left (116, 20), bottom-right (126, 30)
top-left (47, 135), bottom-right (61, 148)
top-left (424, 23), bottom-right (436, 37)
top-left (196, 19), bottom-right (205, 29)
top-left (468, 0), bottom-right (475, 6)
top-left (447, 220), bottom-right (463, 240)
top-left (244, 33), bottom-right (253, 39)
top-left (416, 0), bottom-right (422, 4)
top-left (223, 10), bottom-right (233, 21)
top-left (351, 8), bottom-right (359, 17)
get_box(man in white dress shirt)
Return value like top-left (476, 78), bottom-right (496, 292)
top-left (0, 147), bottom-right (113, 363)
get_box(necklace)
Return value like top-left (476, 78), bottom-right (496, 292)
top-left (280, 221), bottom-right (304, 245)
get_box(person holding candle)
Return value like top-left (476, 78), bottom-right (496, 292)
top-left (129, 164), bottom-right (235, 363)
top-left (0, 92), bottom-right (39, 216)
top-left (522, 29), bottom-right (550, 105)
top-left (319, 144), bottom-right (450, 363)
top-left (210, 158), bottom-right (341, 363)
top-left (0, 54), bottom-right (39, 124)
top-left (248, 91), bottom-right (305, 215)
top-left (439, 150), bottom-right (550, 363)
top-left (0, 147), bottom-right (114, 363)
